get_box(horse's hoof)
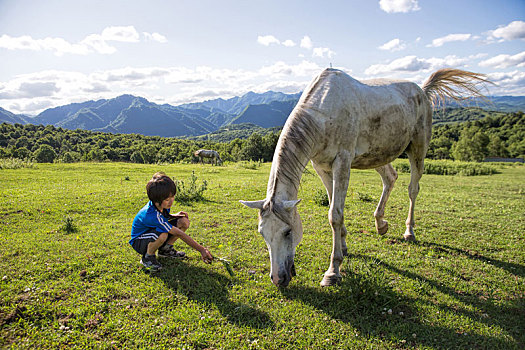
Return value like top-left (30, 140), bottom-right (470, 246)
top-left (320, 274), bottom-right (341, 287)
top-left (376, 221), bottom-right (388, 235)
top-left (403, 232), bottom-right (416, 242)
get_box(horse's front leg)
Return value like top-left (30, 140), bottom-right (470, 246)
top-left (312, 162), bottom-right (349, 257)
top-left (321, 152), bottom-right (352, 287)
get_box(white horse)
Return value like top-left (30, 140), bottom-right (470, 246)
top-left (194, 149), bottom-right (222, 165)
top-left (241, 68), bottom-right (488, 287)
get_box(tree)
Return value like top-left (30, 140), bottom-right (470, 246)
top-left (34, 144), bottom-right (57, 163)
top-left (12, 147), bottom-right (31, 159)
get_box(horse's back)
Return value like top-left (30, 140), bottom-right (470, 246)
top-left (297, 68), bottom-right (431, 169)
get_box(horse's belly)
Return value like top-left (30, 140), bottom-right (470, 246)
top-left (351, 134), bottom-right (411, 169)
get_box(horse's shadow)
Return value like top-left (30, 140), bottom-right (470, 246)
top-left (280, 250), bottom-right (523, 349)
top-left (419, 240), bottom-right (525, 278)
top-left (151, 259), bottom-right (273, 329)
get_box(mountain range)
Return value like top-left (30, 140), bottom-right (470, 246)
top-left (1, 93), bottom-right (524, 138)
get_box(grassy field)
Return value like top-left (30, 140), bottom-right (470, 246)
top-left (0, 161), bottom-right (524, 349)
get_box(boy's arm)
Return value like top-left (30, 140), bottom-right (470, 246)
top-left (169, 211), bottom-right (189, 219)
top-left (169, 226), bottom-right (213, 262)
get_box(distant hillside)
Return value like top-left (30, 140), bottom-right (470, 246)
top-left (185, 123), bottom-right (281, 142)
top-left (444, 96), bottom-right (525, 113)
top-left (432, 107), bottom-right (507, 125)
top-left (180, 91), bottom-right (301, 115)
top-left (231, 99), bottom-right (297, 128)
top-left (0, 93), bottom-right (523, 138)
top-left (0, 107), bottom-right (29, 124)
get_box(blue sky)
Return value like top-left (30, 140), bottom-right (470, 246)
top-left (1, 0), bottom-right (524, 115)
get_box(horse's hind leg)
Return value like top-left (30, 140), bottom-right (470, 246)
top-left (404, 145), bottom-right (426, 242)
top-left (374, 164), bottom-right (398, 235)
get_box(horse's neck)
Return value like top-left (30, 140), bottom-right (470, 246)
top-left (266, 110), bottom-right (318, 201)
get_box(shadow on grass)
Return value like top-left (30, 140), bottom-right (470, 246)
top-left (153, 260), bottom-right (273, 330)
top-left (279, 254), bottom-right (522, 349)
top-left (420, 241), bottom-right (525, 278)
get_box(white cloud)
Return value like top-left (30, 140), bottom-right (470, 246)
top-left (300, 36), bottom-right (313, 50)
top-left (143, 32), bottom-right (168, 43)
top-left (428, 33), bottom-right (472, 47)
top-left (259, 60), bottom-right (322, 78)
top-left (100, 26), bottom-right (140, 42)
top-left (487, 70), bottom-right (525, 95)
top-left (0, 26), bottom-right (165, 56)
top-left (0, 34), bottom-right (90, 55)
top-left (479, 51), bottom-right (525, 69)
top-left (365, 56), bottom-right (430, 75)
top-left (487, 20), bottom-right (525, 42)
top-left (378, 38), bottom-right (406, 51)
top-left (379, 0), bottom-right (420, 13)
top-left (282, 39), bottom-right (296, 47)
top-left (313, 47), bottom-right (335, 59)
top-left (0, 61), bottom-right (324, 115)
top-left (0, 82), bottom-right (59, 99)
top-left (364, 54), bottom-right (474, 76)
top-left (257, 35), bottom-right (280, 46)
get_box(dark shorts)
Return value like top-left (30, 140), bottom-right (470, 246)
top-left (131, 231), bottom-right (170, 256)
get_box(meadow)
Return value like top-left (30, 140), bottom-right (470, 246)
top-left (0, 161), bottom-right (523, 349)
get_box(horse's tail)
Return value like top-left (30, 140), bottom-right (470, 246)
top-left (422, 68), bottom-right (491, 108)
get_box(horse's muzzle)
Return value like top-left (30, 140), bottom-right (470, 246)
top-left (271, 261), bottom-right (296, 287)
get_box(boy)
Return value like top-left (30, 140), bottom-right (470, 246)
top-left (130, 172), bottom-right (213, 270)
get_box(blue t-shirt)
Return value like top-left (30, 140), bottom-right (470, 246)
top-left (130, 201), bottom-right (173, 245)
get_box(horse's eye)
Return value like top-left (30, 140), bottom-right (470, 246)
top-left (284, 230), bottom-right (292, 237)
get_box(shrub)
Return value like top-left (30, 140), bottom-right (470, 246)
top-left (236, 160), bottom-right (262, 170)
top-left (60, 151), bottom-right (81, 163)
top-left (60, 216), bottom-right (78, 234)
top-left (34, 144), bottom-right (56, 163)
top-left (393, 159), bottom-right (499, 176)
top-left (313, 188), bottom-right (329, 206)
top-left (0, 158), bottom-right (35, 169)
top-left (174, 171), bottom-right (208, 203)
top-left (357, 192), bottom-right (374, 202)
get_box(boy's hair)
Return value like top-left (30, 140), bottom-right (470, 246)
top-left (146, 172), bottom-right (177, 204)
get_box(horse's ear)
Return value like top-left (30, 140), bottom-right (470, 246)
top-left (283, 199), bottom-right (301, 210)
top-left (239, 200), bottom-right (265, 210)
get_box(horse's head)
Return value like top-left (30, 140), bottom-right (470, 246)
top-left (240, 198), bottom-right (302, 287)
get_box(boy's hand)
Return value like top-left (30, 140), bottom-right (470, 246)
top-left (174, 211), bottom-right (189, 218)
top-left (200, 247), bottom-right (213, 264)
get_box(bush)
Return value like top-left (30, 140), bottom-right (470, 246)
top-left (0, 158), bottom-right (35, 169)
top-left (313, 188), bottom-right (329, 206)
top-left (236, 160), bottom-right (262, 170)
top-left (174, 171), bottom-right (208, 203)
top-left (394, 159), bottom-right (499, 176)
top-left (60, 216), bottom-right (78, 234)
top-left (34, 144), bottom-right (57, 163)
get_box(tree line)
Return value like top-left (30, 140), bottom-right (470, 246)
top-left (0, 123), bottom-right (278, 164)
top-left (0, 110), bottom-right (523, 164)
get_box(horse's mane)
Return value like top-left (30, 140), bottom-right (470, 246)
top-left (268, 108), bottom-right (320, 214)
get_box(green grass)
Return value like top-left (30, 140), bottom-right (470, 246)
top-left (1, 161), bottom-right (524, 349)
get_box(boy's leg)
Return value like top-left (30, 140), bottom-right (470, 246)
top-left (159, 218), bottom-right (190, 258)
top-left (166, 217), bottom-right (190, 244)
top-left (146, 232), bottom-right (168, 255)
top-left (132, 231), bottom-right (167, 270)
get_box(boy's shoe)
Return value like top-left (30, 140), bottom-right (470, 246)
top-left (140, 254), bottom-right (162, 271)
top-left (158, 246), bottom-right (186, 259)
